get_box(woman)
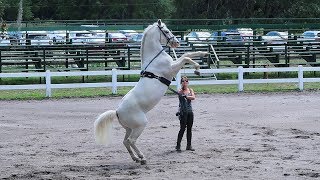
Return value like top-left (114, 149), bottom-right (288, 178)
top-left (176, 76), bottom-right (195, 152)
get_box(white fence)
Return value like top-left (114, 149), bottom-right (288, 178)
top-left (1, 65), bottom-right (320, 97)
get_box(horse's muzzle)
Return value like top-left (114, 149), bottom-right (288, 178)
top-left (170, 41), bottom-right (180, 48)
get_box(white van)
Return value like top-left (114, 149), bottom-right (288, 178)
top-left (68, 30), bottom-right (94, 45)
top-left (25, 31), bottom-right (52, 45)
top-left (47, 30), bottom-right (67, 44)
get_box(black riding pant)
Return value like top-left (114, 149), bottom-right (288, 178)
top-left (177, 111), bottom-right (194, 147)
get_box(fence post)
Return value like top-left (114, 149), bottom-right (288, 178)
top-left (176, 71), bottom-right (181, 91)
top-left (112, 68), bottom-right (117, 94)
top-left (298, 65), bottom-right (304, 91)
top-left (238, 66), bottom-right (244, 92)
top-left (45, 70), bottom-right (52, 97)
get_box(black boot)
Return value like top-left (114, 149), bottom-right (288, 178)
top-left (176, 131), bottom-right (183, 153)
top-left (176, 143), bottom-right (181, 152)
top-left (186, 145), bottom-right (195, 151)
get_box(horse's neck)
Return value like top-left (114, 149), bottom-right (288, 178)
top-left (140, 28), bottom-right (173, 79)
top-left (141, 38), bottom-right (163, 64)
top-left (141, 38), bottom-right (170, 68)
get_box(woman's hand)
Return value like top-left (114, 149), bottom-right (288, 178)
top-left (187, 89), bottom-right (195, 100)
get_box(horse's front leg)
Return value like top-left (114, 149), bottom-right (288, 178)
top-left (171, 57), bottom-right (200, 76)
top-left (180, 51), bottom-right (209, 59)
top-left (171, 51), bottom-right (209, 76)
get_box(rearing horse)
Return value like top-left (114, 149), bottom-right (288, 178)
top-left (94, 19), bottom-right (207, 165)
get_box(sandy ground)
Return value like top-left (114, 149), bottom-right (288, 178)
top-left (0, 92), bottom-right (320, 180)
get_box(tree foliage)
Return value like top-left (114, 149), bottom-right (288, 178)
top-left (0, 0), bottom-right (320, 21)
top-left (173, 0), bottom-right (320, 19)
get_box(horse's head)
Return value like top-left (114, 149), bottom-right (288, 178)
top-left (157, 19), bottom-right (180, 48)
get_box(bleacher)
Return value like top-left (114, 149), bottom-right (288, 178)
top-left (1, 36), bottom-right (320, 74)
top-left (190, 37), bottom-right (320, 69)
top-left (0, 44), bottom-right (139, 73)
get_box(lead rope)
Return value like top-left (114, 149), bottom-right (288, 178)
top-left (168, 86), bottom-right (179, 95)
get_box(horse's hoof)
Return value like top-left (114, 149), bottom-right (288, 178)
top-left (194, 71), bottom-right (200, 76)
top-left (199, 51), bottom-right (209, 57)
top-left (134, 159), bottom-right (141, 163)
top-left (140, 159), bottom-right (147, 165)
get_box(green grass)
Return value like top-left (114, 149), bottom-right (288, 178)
top-left (1, 72), bottom-right (320, 100)
top-left (0, 87), bottom-right (129, 100)
top-left (1, 82), bottom-right (320, 100)
top-left (0, 89), bottom-right (47, 100)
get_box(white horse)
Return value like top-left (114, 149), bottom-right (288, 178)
top-left (94, 19), bottom-right (207, 165)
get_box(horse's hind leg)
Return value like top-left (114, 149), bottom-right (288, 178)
top-left (123, 128), bottom-right (140, 163)
top-left (127, 126), bottom-right (147, 165)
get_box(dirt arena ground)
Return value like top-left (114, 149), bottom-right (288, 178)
top-left (0, 92), bottom-right (320, 180)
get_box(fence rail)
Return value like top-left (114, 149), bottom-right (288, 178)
top-left (1, 66), bottom-right (320, 97)
top-left (6, 18), bottom-right (320, 31)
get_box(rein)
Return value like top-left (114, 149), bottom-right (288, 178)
top-left (142, 47), bottom-right (166, 71)
top-left (142, 25), bottom-right (172, 71)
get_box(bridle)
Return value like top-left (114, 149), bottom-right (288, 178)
top-left (142, 25), bottom-right (176, 71)
top-left (140, 24), bottom-right (180, 95)
top-left (158, 25), bottom-right (175, 47)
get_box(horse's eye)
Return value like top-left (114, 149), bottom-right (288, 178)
top-left (164, 30), bottom-right (169, 33)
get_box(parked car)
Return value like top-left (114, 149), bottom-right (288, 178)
top-left (7, 31), bottom-right (24, 45)
top-left (69, 30), bottom-right (93, 44)
top-left (127, 33), bottom-right (143, 48)
top-left (231, 28), bottom-right (254, 43)
top-left (107, 32), bottom-right (128, 42)
top-left (184, 31), bottom-right (212, 47)
top-left (0, 38), bottom-right (10, 46)
top-left (185, 31), bottom-right (211, 41)
top-left (131, 33), bottom-right (143, 42)
top-left (298, 30), bottom-right (320, 44)
top-left (47, 30), bottom-right (67, 44)
top-left (89, 33), bottom-right (105, 44)
top-left (119, 30), bottom-right (138, 41)
top-left (87, 30), bottom-right (106, 44)
top-left (25, 31), bottom-right (53, 45)
top-left (261, 31), bottom-right (288, 44)
top-left (211, 31), bottom-right (244, 45)
top-left (301, 31), bottom-right (320, 39)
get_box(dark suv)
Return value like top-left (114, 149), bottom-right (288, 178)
top-left (210, 31), bottom-right (244, 45)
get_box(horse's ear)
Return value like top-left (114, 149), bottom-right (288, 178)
top-left (157, 19), bottom-right (162, 26)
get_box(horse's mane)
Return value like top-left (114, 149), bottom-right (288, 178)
top-left (141, 23), bottom-right (157, 56)
top-left (141, 23), bottom-right (156, 48)
top-left (143, 23), bottom-right (157, 35)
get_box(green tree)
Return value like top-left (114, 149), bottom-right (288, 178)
top-left (2, 0), bottom-right (33, 21)
top-left (172, 0), bottom-right (320, 19)
top-left (2, 0), bottom-right (320, 21)
top-left (0, 0), bottom-right (9, 19)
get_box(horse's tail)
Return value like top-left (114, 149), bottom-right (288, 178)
top-left (94, 110), bottom-right (118, 146)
